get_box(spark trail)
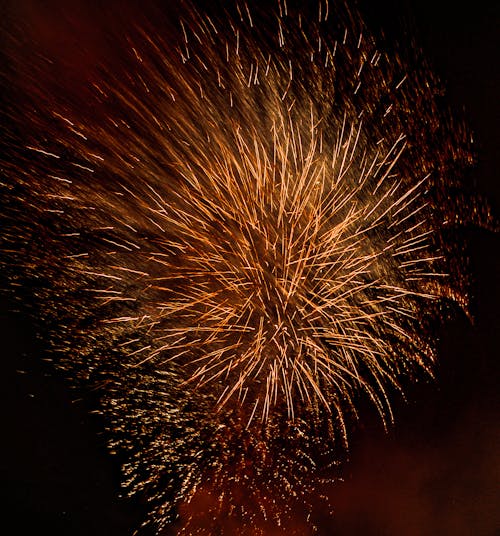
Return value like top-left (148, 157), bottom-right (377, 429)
top-left (0, 0), bottom-right (491, 533)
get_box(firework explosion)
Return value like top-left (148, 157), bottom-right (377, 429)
top-left (0, 0), bottom-right (490, 533)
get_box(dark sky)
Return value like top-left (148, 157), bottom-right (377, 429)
top-left (0, 0), bottom-right (498, 534)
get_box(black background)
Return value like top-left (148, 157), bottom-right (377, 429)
top-left (1, 0), bottom-right (498, 534)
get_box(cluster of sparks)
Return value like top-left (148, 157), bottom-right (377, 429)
top-left (1, 0), bottom-right (486, 533)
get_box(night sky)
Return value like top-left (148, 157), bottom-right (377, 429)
top-left (1, 1), bottom-right (498, 534)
